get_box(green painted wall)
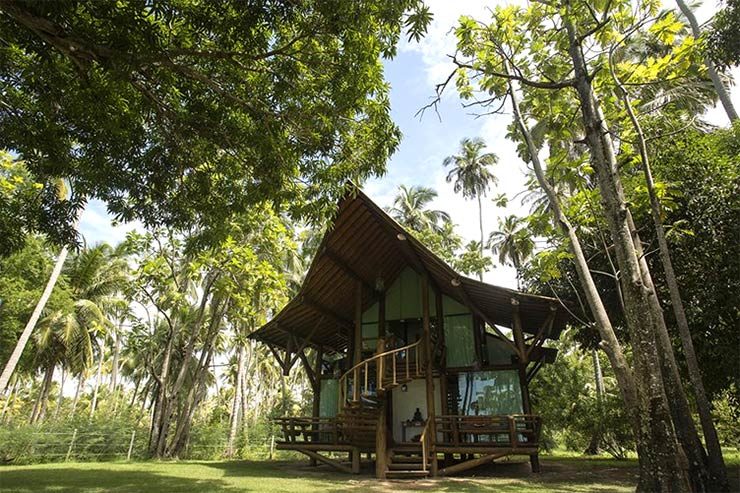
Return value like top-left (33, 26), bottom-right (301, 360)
top-left (362, 267), bottom-right (436, 328)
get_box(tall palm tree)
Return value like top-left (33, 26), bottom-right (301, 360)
top-left (0, 179), bottom-right (72, 393)
top-left (487, 215), bottom-right (534, 289)
top-left (387, 185), bottom-right (451, 233)
top-left (443, 137), bottom-right (498, 280)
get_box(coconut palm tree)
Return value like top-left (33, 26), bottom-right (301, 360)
top-left (387, 185), bottom-right (450, 233)
top-left (443, 137), bottom-right (498, 280)
top-left (487, 215), bottom-right (534, 289)
top-left (0, 179), bottom-right (72, 393)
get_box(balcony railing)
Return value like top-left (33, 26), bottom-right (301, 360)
top-left (435, 414), bottom-right (541, 448)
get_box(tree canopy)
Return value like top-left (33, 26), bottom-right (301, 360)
top-left (0, 0), bottom-right (431, 252)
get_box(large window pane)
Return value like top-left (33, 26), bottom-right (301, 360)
top-left (444, 314), bottom-right (475, 367)
top-left (457, 370), bottom-right (523, 415)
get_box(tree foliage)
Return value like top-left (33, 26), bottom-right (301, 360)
top-left (0, 0), bottom-right (431, 252)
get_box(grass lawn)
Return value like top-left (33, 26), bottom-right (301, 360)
top-left (1, 454), bottom-right (738, 492)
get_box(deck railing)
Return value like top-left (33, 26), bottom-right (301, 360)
top-left (338, 339), bottom-right (423, 409)
top-left (273, 417), bottom-right (340, 444)
top-left (435, 414), bottom-right (541, 448)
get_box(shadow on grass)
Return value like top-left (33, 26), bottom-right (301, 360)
top-left (0, 468), bottom-right (241, 493)
top-left (199, 457), bottom-right (640, 493)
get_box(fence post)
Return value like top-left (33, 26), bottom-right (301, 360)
top-left (127, 430), bottom-right (136, 461)
top-left (269, 434), bottom-right (275, 460)
top-left (65, 429), bottom-right (78, 462)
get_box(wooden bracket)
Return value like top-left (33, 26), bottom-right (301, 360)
top-left (511, 298), bottom-right (528, 363)
top-left (452, 283), bottom-right (520, 356)
top-left (526, 306), bottom-right (557, 360)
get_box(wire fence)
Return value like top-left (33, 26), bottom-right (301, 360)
top-left (0, 427), bottom-right (284, 464)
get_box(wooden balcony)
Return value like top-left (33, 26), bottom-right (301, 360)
top-left (435, 414), bottom-right (541, 453)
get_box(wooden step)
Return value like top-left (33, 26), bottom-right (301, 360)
top-left (390, 455), bottom-right (424, 463)
top-left (388, 462), bottom-right (425, 470)
top-left (391, 444), bottom-right (423, 453)
top-left (385, 470), bottom-right (429, 479)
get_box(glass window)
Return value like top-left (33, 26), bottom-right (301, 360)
top-left (486, 335), bottom-right (517, 365)
top-left (457, 370), bottom-right (523, 416)
top-left (444, 314), bottom-right (475, 367)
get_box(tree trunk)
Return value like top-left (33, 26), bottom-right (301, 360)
top-left (477, 194), bottom-right (484, 281)
top-left (563, 14), bottom-right (690, 491)
top-left (31, 365), bottom-right (54, 424)
top-left (89, 345), bottom-right (104, 419)
top-left (149, 330), bottom-right (175, 457)
top-left (241, 343), bottom-right (251, 435)
top-left (507, 75), bottom-right (637, 413)
top-left (53, 366), bottom-right (65, 420)
top-left (110, 326), bottom-right (121, 392)
top-left (585, 349), bottom-right (604, 455)
top-left (611, 58), bottom-right (729, 491)
top-left (1, 379), bottom-right (17, 423)
top-left (149, 328), bottom-right (174, 457)
top-left (71, 373), bottom-right (85, 416)
top-left (674, 0), bottom-right (738, 122)
top-left (0, 246), bottom-right (69, 392)
top-left (226, 344), bottom-right (245, 457)
top-left (167, 335), bottom-right (218, 458)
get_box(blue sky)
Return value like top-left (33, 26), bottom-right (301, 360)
top-left (78, 0), bottom-right (739, 290)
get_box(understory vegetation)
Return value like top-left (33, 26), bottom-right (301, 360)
top-left (1, 0), bottom-right (739, 491)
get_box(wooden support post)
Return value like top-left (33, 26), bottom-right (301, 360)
top-left (354, 280), bottom-right (363, 366)
top-left (351, 448), bottom-right (361, 474)
top-left (511, 298), bottom-right (527, 364)
top-left (378, 292), bottom-right (386, 339)
top-left (421, 275), bottom-right (437, 476)
top-left (283, 336), bottom-right (294, 376)
top-left (309, 346), bottom-right (324, 467)
top-left (438, 452), bottom-right (507, 476)
top-left (300, 450), bottom-right (354, 474)
top-left (511, 299), bottom-right (538, 473)
top-left (375, 399), bottom-right (388, 478)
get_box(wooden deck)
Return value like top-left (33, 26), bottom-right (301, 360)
top-left (274, 413), bottom-right (542, 477)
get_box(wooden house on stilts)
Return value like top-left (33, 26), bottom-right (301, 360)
top-left (249, 187), bottom-right (571, 479)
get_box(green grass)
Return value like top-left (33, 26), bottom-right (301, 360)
top-left (0, 452), bottom-right (737, 493)
top-left (0, 456), bottom-right (636, 493)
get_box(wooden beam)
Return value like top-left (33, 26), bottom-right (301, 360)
top-left (298, 350), bottom-right (318, 390)
top-left (511, 298), bottom-right (527, 363)
top-left (323, 248), bottom-right (375, 293)
top-left (297, 449), bottom-right (354, 474)
top-left (526, 306), bottom-right (557, 360)
top-left (375, 400), bottom-right (388, 478)
top-left (354, 280), bottom-right (362, 366)
top-left (452, 283), bottom-right (520, 356)
top-left (421, 274), bottom-right (437, 475)
top-left (378, 291), bottom-right (386, 339)
top-left (288, 318), bottom-right (322, 369)
top-left (437, 453), bottom-right (508, 476)
top-left (266, 343), bottom-right (288, 374)
top-left (301, 295), bottom-right (352, 328)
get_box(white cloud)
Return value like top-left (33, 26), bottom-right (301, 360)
top-left (78, 199), bottom-right (143, 247)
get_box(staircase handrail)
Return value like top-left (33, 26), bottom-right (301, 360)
top-left (338, 339), bottom-right (423, 409)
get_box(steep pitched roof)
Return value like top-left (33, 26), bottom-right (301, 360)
top-left (250, 187), bottom-right (571, 353)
